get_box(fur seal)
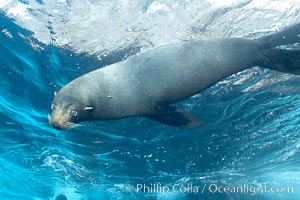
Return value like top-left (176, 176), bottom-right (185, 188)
top-left (50, 23), bottom-right (300, 130)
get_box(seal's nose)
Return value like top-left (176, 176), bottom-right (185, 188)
top-left (52, 121), bottom-right (62, 130)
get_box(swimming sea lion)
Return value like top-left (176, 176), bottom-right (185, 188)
top-left (50, 23), bottom-right (300, 130)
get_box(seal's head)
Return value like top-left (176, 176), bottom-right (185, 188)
top-left (50, 91), bottom-right (94, 130)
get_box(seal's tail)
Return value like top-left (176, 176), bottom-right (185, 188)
top-left (257, 23), bottom-right (300, 75)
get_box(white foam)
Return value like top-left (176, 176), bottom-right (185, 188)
top-left (7, 2), bottom-right (32, 21)
top-left (206, 0), bottom-right (240, 7)
top-left (147, 2), bottom-right (171, 14)
top-left (0, 0), bottom-right (12, 9)
top-left (1, 0), bottom-right (300, 56)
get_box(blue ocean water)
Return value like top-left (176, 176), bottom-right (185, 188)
top-left (1, 4), bottom-right (300, 200)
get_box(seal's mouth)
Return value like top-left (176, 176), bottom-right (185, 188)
top-left (48, 114), bottom-right (75, 130)
top-left (51, 121), bottom-right (64, 130)
top-left (51, 120), bottom-right (76, 130)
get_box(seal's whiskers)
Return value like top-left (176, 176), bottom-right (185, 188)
top-left (48, 114), bottom-right (52, 124)
top-left (65, 122), bottom-right (82, 129)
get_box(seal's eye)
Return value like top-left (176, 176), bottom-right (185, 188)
top-left (70, 110), bottom-right (78, 117)
top-left (51, 103), bottom-right (57, 110)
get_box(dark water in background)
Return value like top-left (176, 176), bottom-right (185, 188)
top-left (1, 5), bottom-right (300, 200)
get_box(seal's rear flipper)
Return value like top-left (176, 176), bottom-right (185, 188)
top-left (260, 49), bottom-right (300, 75)
top-left (145, 105), bottom-right (203, 128)
top-left (257, 23), bottom-right (300, 75)
top-left (258, 23), bottom-right (300, 47)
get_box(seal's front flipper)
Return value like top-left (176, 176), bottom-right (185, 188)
top-left (145, 105), bottom-right (203, 128)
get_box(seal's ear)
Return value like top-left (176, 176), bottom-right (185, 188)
top-left (54, 91), bottom-right (57, 96)
top-left (85, 106), bottom-right (94, 111)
